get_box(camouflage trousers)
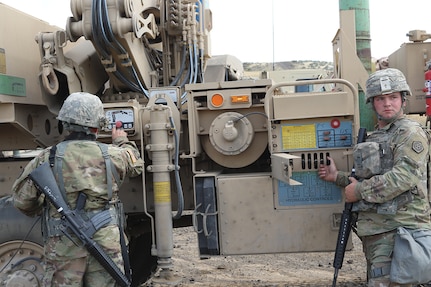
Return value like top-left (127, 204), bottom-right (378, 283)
top-left (362, 230), bottom-right (411, 287)
top-left (42, 225), bottom-right (125, 287)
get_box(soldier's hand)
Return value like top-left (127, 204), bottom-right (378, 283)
top-left (345, 177), bottom-right (360, 203)
top-left (112, 123), bottom-right (127, 140)
top-left (318, 156), bottom-right (338, 182)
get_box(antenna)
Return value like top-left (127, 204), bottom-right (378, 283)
top-left (272, 0), bottom-right (275, 71)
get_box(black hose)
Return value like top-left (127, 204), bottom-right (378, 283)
top-left (170, 45), bottom-right (188, 86)
top-left (169, 116), bottom-right (184, 220)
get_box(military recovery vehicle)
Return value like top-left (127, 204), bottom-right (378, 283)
top-left (0, 1), bottom-right (430, 286)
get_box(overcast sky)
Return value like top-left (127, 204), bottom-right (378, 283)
top-left (2, 0), bottom-right (430, 62)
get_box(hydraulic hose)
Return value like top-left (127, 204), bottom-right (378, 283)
top-left (169, 114), bottom-right (184, 220)
top-left (90, 0), bottom-right (149, 96)
top-left (170, 45), bottom-right (187, 86)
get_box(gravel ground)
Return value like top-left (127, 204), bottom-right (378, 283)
top-left (143, 226), bottom-right (367, 287)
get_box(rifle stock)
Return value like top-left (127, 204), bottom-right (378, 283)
top-left (332, 127), bottom-right (367, 287)
top-left (29, 162), bottom-right (131, 287)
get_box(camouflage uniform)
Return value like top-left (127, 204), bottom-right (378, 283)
top-left (334, 69), bottom-right (431, 287)
top-left (12, 92), bottom-right (144, 286)
top-left (336, 117), bottom-right (431, 286)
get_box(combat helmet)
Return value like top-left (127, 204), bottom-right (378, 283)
top-left (57, 92), bottom-right (107, 131)
top-left (365, 68), bottom-right (411, 103)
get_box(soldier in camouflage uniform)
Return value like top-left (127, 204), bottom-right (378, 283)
top-left (318, 68), bottom-right (431, 287)
top-left (12, 92), bottom-right (144, 286)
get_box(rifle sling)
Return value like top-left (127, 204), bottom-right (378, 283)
top-left (47, 140), bottom-right (130, 280)
top-left (46, 208), bottom-right (118, 238)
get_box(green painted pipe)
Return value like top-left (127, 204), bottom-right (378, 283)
top-left (339, 0), bottom-right (375, 130)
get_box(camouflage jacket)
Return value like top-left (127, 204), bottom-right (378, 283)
top-left (335, 117), bottom-right (431, 236)
top-left (12, 136), bottom-right (144, 218)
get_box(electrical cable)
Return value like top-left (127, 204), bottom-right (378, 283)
top-left (90, 0), bottom-right (149, 97)
top-left (188, 44), bottom-right (194, 85)
top-left (193, 44), bottom-right (199, 84)
top-left (101, 0), bottom-right (149, 96)
top-left (169, 115), bottom-right (184, 220)
top-left (233, 112), bottom-right (269, 123)
top-left (170, 45), bottom-right (188, 86)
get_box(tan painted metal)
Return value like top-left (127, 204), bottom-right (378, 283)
top-left (217, 174), bottom-right (347, 254)
top-left (6, 0), bottom-right (429, 279)
top-left (388, 40), bottom-right (431, 114)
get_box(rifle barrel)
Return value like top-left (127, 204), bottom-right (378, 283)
top-left (29, 162), bottom-right (131, 287)
top-left (331, 127), bottom-right (367, 287)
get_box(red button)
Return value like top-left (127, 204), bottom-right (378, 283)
top-left (331, 119), bottom-right (340, 128)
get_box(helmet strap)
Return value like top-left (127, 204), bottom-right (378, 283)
top-left (63, 122), bottom-right (98, 137)
top-left (65, 131), bottom-right (96, 141)
top-left (401, 91), bottom-right (407, 103)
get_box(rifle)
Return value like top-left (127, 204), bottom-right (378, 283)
top-left (332, 127), bottom-right (367, 287)
top-left (29, 162), bottom-right (131, 287)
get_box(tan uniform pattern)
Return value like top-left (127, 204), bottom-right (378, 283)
top-left (335, 117), bottom-right (431, 286)
top-left (12, 136), bottom-right (143, 286)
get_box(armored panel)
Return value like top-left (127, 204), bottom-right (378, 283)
top-left (272, 91), bottom-right (353, 120)
top-left (388, 42), bottom-right (431, 114)
top-left (216, 174), bottom-right (350, 255)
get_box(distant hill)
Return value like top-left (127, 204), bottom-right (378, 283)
top-left (242, 60), bottom-right (333, 80)
top-left (243, 60), bottom-right (333, 72)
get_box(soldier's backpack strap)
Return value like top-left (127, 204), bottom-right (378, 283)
top-left (95, 142), bottom-right (131, 281)
top-left (43, 141), bottom-right (70, 240)
top-left (49, 141), bottom-right (69, 202)
top-left (51, 141), bottom-right (121, 201)
top-left (45, 141), bottom-right (120, 237)
top-left (96, 142), bottom-right (121, 201)
top-left (48, 140), bottom-right (130, 279)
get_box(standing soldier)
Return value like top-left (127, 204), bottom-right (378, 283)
top-left (12, 92), bottom-right (143, 286)
top-left (319, 68), bottom-right (431, 286)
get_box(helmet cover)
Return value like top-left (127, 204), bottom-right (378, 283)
top-left (365, 68), bottom-right (411, 103)
top-left (57, 92), bottom-right (107, 129)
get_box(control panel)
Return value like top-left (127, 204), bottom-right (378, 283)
top-left (276, 172), bottom-right (343, 207)
top-left (271, 117), bottom-right (355, 209)
top-left (273, 118), bottom-right (353, 152)
top-left (99, 100), bottom-right (141, 139)
top-left (105, 108), bottom-right (135, 131)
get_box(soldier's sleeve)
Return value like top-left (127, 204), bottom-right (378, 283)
top-left (12, 155), bottom-right (46, 217)
top-left (355, 125), bottom-right (429, 203)
top-left (335, 171), bottom-right (351, 187)
top-left (112, 136), bottom-right (144, 178)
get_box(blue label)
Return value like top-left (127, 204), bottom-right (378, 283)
top-left (277, 171), bottom-right (342, 206)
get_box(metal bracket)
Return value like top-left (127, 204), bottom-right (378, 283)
top-left (271, 153), bottom-right (302, 185)
top-left (133, 12), bottom-right (158, 39)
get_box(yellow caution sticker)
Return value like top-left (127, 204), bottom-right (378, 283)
top-left (282, 124), bottom-right (317, 150)
top-left (154, 182), bottom-right (171, 203)
top-left (0, 48), bottom-right (5, 74)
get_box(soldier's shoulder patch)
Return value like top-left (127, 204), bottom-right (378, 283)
top-left (412, 141), bottom-right (425, 154)
top-left (126, 149), bottom-right (137, 163)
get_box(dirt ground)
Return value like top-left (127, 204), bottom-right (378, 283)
top-left (143, 226), bottom-right (367, 287)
